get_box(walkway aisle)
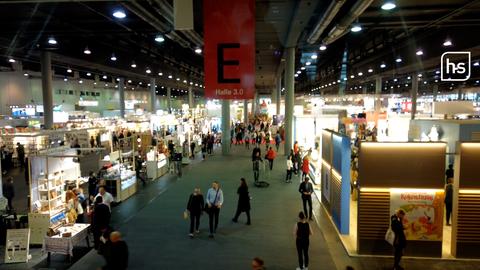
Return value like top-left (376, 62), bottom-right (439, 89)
top-left (71, 145), bottom-right (337, 270)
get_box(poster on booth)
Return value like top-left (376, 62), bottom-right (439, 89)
top-left (203, 0), bottom-right (255, 99)
top-left (4, 228), bottom-right (31, 263)
top-left (321, 165), bottom-right (331, 203)
top-left (390, 189), bottom-right (444, 241)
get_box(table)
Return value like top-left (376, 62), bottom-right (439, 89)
top-left (42, 223), bottom-right (90, 262)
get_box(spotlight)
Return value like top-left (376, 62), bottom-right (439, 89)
top-left (84, 46), bottom-right (91, 55)
top-left (319, 45), bottom-right (327, 51)
top-left (381, 1), bottom-right (396, 10)
top-left (110, 53), bottom-right (117, 61)
top-left (416, 50), bottom-right (423, 56)
top-left (195, 47), bottom-right (202, 54)
top-left (351, 23), bottom-right (362, 32)
top-left (155, 35), bottom-right (165, 43)
top-left (130, 61), bottom-right (136, 68)
top-left (48, 37), bottom-right (57, 45)
top-left (113, 10), bottom-right (126, 19)
top-left (443, 39), bottom-right (453, 47)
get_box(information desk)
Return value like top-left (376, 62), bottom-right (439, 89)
top-left (105, 170), bottom-right (137, 201)
top-left (43, 223), bottom-right (90, 261)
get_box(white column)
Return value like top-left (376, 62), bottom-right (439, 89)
top-left (411, 75), bottom-right (418, 120)
top-left (188, 86), bottom-right (194, 109)
top-left (243, 99), bottom-right (248, 124)
top-left (150, 78), bottom-right (156, 113)
top-left (167, 87), bottom-right (172, 113)
top-left (40, 51), bottom-right (53, 129)
top-left (276, 75), bottom-right (281, 115)
top-left (221, 99), bottom-right (230, 155)
top-left (119, 78), bottom-right (125, 118)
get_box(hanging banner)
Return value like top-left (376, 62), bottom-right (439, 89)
top-left (390, 189), bottom-right (444, 241)
top-left (203, 0), bottom-right (255, 99)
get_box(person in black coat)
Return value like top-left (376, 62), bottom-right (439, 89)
top-left (102, 231), bottom-right (128, 270)
top-left (92, 196), bottom-right (111, 249)
top-left (232, 178), bottom-right (251, 225)
top-left (2, 177), bottom-right (15, 211)
top-left (186, 187), bottom-right (204, 238)
top-left (391, 209), bottom-right (407, 270)
top-left (444, 178), bottom-right (453, 225)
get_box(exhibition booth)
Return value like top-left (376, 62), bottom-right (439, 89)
top-left (100, 150), bottom-right (137, 202)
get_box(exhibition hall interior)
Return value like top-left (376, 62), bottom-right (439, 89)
top-left (0, 0), bottom-right (479, 269)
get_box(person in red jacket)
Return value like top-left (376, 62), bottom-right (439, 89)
top-left (301, 156), bottom-right (310, 181)
top-left (265, 147), bottom-right (276, 170)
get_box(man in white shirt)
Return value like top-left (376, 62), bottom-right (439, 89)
top-left (95, 187), bottom-right (114, 210)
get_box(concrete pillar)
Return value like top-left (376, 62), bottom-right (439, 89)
top-left (119, 78), bottom-right (125, 118)
top-left (252, 92), bottom-right (257, 115)
top-left (284, 47), bottom-right (295, 154)
top-left (374, 76), bottom-right (382, 113)
top-left (411, 75), bottom-right (418, 120)
top-left (433, 84), bottom-right (439, 102)
top-left (457, 86), bottom-right (463, 100)
top-left (40, 51), bottom-right (53, 129)
top-left (167, 87), bottom-right (172, 113)
top-left (243, 99), bottom-right (248, 124)
top-left (150, 78), bottom-right (156, 113)
top-left (276, 75), bottom-right (282, 115)
top-left (188, 86), bottom-right (194, 109)
top-left (221, 99), bottom-right (230, 155)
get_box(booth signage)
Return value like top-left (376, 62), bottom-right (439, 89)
top-left (203, 0), bottom-right (255, 99)
top-left (4, 229), bottom-right (30, 263)
top-left (390, 189), bottom-right (444, 241)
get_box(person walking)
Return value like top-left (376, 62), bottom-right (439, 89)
top-left (298, 177), bottom-right (314, 220)
top-left (445, 164), bottom-right (454, 184)
top-left (251, 257), bottom-right (265, 270)
top-left (265, 147), bottom-right (276, 171)
top-left (206, 181), bottom-right (224, 238)
top-left (190, 140), bottom-right (196, 159)
top-left (286, 155), bottom-right (294, 183)
top-left (245, 132), bottom-right (250, 149)
top-left (102, 231), bottom-right (129, 270)
top-left (391, 209), bottom-right (407, 270)
top-left (301, 156), bottom-right (310, 181)
top-left (186, 187), bottom-right (204, 238)
top-left (252, 151), bottom-right (262, 183)
top-left (92, 196), bottom-right (111, 249)
top-left (16, 142), bottom-right (25, 169)
top-left (294, 211), bottom-right (312, 270)
top-left (445, 178), bottom-right (453, 226)
top-left (232, 178), bottom-right (251, 225)
top-left (88, 171), bottom-right (98, 203)
top-left (275, 131), bottom-right (282, 152)
top-left (2, 176), bottom-right (15, 211)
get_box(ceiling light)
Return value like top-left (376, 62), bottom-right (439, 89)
top-left (102, 75), bottom-right (107, 79)
top-left (155, 35), bottom-right (165, 43)
top-left (148, 83), bottom-right (151, 86)
top-left (67, 68), bottom-right (72, 73)
top-left (127, 80), bottom-right (132, 83)
top-left (380, 63), bottom-right (386, 68)
top-left (301, 67), bottom-right (306, 70)
top-left (473, 61), bottom-right (480, 67)
top-left (343, 77), bottom-right (348, 81)
top-left (158, 72), bottom-right (163, 76)
top-left (105, 83), bottom-right (108, 87)
top-left (368, 68), bottom-right (373, 73)
top-left (393, 78), bottom-right (398, 82)
top-left (83, 46), bottom-right (91, 55)
top-left (86, 72), bottom-right (91, 76)
top-left (443, 39), bottom-right (453, 47)
top-left (417, 73), bottom-right (423, 77)
top-left (176, 78), bottom-right (180, 81)
top-left (311, 54), bottom-right (318, 59)
top-left (319, 45), bottom-right (327, 51)
top-left (146, 68), bottom-right (151, 74)
top-left (407, 76), bottom-right (411, 79)
top-left (113, 10), bottom-right (126, 19)
top-left (110, 53), bottom-right (117, 61)
top-left (116, 78), bottom-right (120, 82)
top-left (416, 50), bottom-right (423, 56)
top-left (8, 58), bottom-right (16, 63)
top-left (195, 47), bottom-right (202, 54)
top-left (195, 83), bottom-right (198, 86)
top-left (183, 80), bottom-right (187, 83)
top-left (306, 61), bottom-right (311, 66)
top-left (435, 70), bottom-right (440, 74)
top-left (64, 77), bottom-right (68, 82)
top-left (351, 23), bottom-right (362, 32)
top-left (139, 82), bottom-right (142, 85)
top-left (381, 1), bottom-right (396, 10)
top-left (190, 82), bottom-right (193, 85)
top-left (296, 71), bottom-right (301, 74)
top-left (358, 72), bottom-right (363, 76)
top-left (395, 57), bottom-right (402, 63)
top-left (130, 61), bottom-right (136, 68)
top-left (168, 75), bottom-right (173, 79)
top-left (294, 74), bottom-right (299, 77)
top-left (350, 75), bottom-right (355, 79)
top-left (48, 37), bottom-right (57, 45)
top-left (79, 80), bottom-right (83, 84)
top-left (23, 73), bottom-right (28, 77)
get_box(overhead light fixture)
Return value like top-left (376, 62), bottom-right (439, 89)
top-left (305, 61), bottom-right (311, 66)
top-left (407, 76), bottom-right (411, 79)
top-left (380, 63), bottom-right (386, 68)
top-left (183, 80), bottom-right (187, 83)
top-left (190, 82), bottom-right (193, 85)
top-left (146, 68), bottom-right (151, 74)
top-left (416, 50), bottom-right (423, 56)
top-left (296, 71), bottom-right (301, 74)
top-left (195, 83), bottom-right (198, 86)
top-left (168, 75), bottom-right (173, 79)
top-left (83, 46), bottom-right (91, 55)
top-left (155, 35), bottom-right (165, 43)
top-left (130, 61), bottom-right (136, 68)
top-left (395, 57), bottom-right (402, 63)
top-left (195, 47), bottom-right (202, 54)
top-left (67, 68), bottom-right (72, 73)
top-left (23, 73), bottom-right (28, 77)
top-left (102, 75), bottom-right (107, 79)
top-left (176, 78), bottom-right (180, 81)
top-left (417, 73), bottom-right (423, 77)
top-left (64, 77), bottom-right (68, 82)
top-left (86, 72), bottom-right (91, 76)
top-left (350, 75), bottom-right (355, 79)
top-left (294, 74), bottom-right (299, 77)
top-left (128, 79), bottom-right (132, 83)
top-left (8, 58), bottom-right (16, 63)
top-left (301, 67), bottom-right (306, 70)
top-left (158, 72), bottom-right (163, 76)
top-left (358, 72), bottom-right (363, 76)
top-left (94, 82), bottom-right (97, 85)
top-left (47, 37), bottom-right (57, 45)
top-left (381, 0), bottom-right (396, 10)
top-left (443, 39), bottom-right (453, 47)
top-left (79, 80), bottom-right (83, 84)
top-left (435, 70), bottom-right (440, 74)
top-left (105, 83), bottom-right (109, 87)
top-left (139, 82), bottom-right (142, 85)
top-left (113, 10), bottom-right (126, 19)
top-left (319, 45), bottom-right (327, 51)
top-left (473, 61), bottom-right (479, 67)
top-left (116, 78), bottom-right (120, 82)
top-left (311, 54), bottom-right (318, 59)
top-left (351, 23), bottom-right (362, 33)
top-left (368, 68), bottom-right (373, 73)
top-left (110, 53), bottom-right (117, 61)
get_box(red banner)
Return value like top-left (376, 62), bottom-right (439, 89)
top-left (203, 0), bottom-right (255, 99)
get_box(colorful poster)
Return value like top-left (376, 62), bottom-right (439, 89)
top-left (390, 189), bottom-right (444, 241)
top-left (321, 164), bottom-right (331, 203)
top-left (203, 0), bottom-right (255, 99)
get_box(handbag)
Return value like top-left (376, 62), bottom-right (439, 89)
top-left (205, 189), bottom-right (219, 213)
top-left (385, 227), bottom-right (395, 246)
top-left (183, 210), bottom-right (189, 220)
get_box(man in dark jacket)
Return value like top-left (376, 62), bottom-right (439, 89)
top-left (93, 196), bottom-right (111, 249)
top-left (16, 143), bottom-right (25, 169)
top-left (2, 177), bottom-right (15, 211)
top-left (391, 209), bottom-right (406, 270)
top-left (186, 187), bottom-right (204, 238)
top-left (102, 231), bottom-right (128, 270)
top-left (445, 178), bottom-right (453, 226)
top-left (298, 177), bottom-right (314, 220)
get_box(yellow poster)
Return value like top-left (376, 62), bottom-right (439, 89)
top-left (390, 189), bottom-right (444, 241)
